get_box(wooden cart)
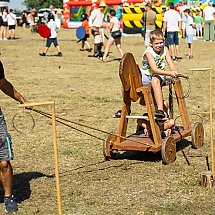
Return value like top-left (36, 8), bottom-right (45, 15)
top-left (103, 53), bottom-right (204, 164)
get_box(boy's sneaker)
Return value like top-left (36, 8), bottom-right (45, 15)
top-left (57, 52), bottom-right (63, 56)
top-left (39, 52), bottom-right (46, 56)
top-left (4, 195), bottom-right (18, 213)
top-left (155, 110), bottom-right (165, 118)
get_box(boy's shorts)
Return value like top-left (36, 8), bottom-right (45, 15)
top-left (0, 110), bottom-right (14, 161)
top-left (83, 34), bottom-right (89, 41)
top-left (196, 24), bottom-right (202, 32)
top-left (186, 34), bottom-right (193, 44)
top-left (8, 25), bottom-right (16, 30)
top-left (46, 38), bottom-right (58, 48)
top-left (142, 73), bottom-right (168, 86)
top-left (167, 31), bottom-right (179, 45)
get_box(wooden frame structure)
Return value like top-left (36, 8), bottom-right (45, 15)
top-left (20, 101), bottom-right (62, 215)
top-left (103, 53), bottom-right (204, 164)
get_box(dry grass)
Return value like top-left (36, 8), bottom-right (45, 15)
top-left (0, 27), bottom-right (215, 215)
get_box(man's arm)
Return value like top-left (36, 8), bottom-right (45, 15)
top-left (0, 78), bottom-right (26, 104)
top-left (162, 21), bottom-right (167, 32)
top-left (89, 10), bottom-right (96, 27)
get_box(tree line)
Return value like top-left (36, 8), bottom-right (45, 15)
top-left (23, 0), bottom-right (63, 9)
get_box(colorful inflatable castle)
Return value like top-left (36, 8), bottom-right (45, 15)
top-left (63, 0), bottom-right (153, 28)
top-left (63, 0), bottom-right (210, 32)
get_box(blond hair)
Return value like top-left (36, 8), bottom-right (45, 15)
top-left (150, 30), bottom-right (165, 42)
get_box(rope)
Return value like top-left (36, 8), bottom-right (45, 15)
top-left (12, 110), bottom-right (35, 134)
top-left (169, 77), bottom-right (191, 99)
top-left (174, 113), bottom-right (204, 125)
top-left (32, 109), bottom-right (153, 147)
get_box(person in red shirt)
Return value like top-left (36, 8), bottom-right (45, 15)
top-left (80, 13), bottom-right (92, 52)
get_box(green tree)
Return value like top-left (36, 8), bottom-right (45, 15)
top-left (23, 0), bottom-right (63, 10)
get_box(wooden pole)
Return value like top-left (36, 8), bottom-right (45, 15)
top-left (209, 69), bottom-right (214, 174)
top-left (51, 102), bottom-right (62, 215)
top-left (19, 101), bottom-right (62, 214)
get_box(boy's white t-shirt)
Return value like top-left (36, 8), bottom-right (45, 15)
top-left (163, 9), bottom-right (182, 32)
top-left (203, 6), bottom-right (215, 21)
top-left (48, 20), bottom-right (57, 38)
top-left (7, 13), bottom-right (16, 25)
top-left (110, 16), bottom-right (120, 32)
top-left (186, 15), bottom-right (194, 35)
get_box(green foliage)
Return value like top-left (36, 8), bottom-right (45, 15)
top-left (23, 0), bottom-right (63, 10)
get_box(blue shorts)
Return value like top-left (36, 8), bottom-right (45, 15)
top-left (46, 38), bottom-right (58, 48)
top-left (142, 73), bottom-right (169, 86)
top-left (186, 34), bottom-right (193, 44)
top-left (167, 31), bottom-right (179, 45)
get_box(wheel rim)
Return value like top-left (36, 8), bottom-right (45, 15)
top-left (191, 122), bottom-right (204, 149)
top-left (161, 136), bottom-right (176, 164)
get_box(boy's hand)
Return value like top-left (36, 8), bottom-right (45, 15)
top-left (171, 70), bottom-right (178, 77)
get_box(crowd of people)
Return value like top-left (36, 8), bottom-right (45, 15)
top-left (0, 6), bottom-right (63, 40)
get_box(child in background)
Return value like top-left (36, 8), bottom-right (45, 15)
top-left (80, 13), bottom-right (92, 52)
top-left (194, 11), bottom-right (203, 38)
top-left (140, 30), bottom-right (178, 118)
top-left (184, 9), bottom-right (195, 59)
top-left (39, 13), bottom-right (62, 56)
top-left (101, 9), bottom-right (124, 61)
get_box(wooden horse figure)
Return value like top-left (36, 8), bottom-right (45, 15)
top-left (103, 53), bottom-right (204, 164)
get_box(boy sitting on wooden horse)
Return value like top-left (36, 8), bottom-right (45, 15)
top-left (140, 29), bottom-right (178, 119)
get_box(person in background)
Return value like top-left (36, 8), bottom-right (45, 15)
top-left (203, 2), bottom-right (215, 42)
top-left (179, 1), bottom-right (189, 38)
top-left (7, 9), bottom-right (16, 40)
top-left (89, 1), bottom-right (106, 58)
top-left (194, 11), bottom-right (203, 38)
top-left (21, 10), bottom-right (28, 29)
top-left (162, 2), bottom-right (182, 61)
top-left (140, 3), bottom-right (156, 47)
top-left (80, 13), bottom-right (92, 52)
top-left (184, 8), bottom-right (195, 58)
top-left (55, 8), bottom-right (62, 29)
top-left (101, 9), bottom-right (124, 61)
top-left (39, 13), bottom-right (62, 57)
top-left (0, 60), bottom-right (28, 213)
top-left (116, 3), bottom-right (123, 20)
top-left (0, 8), bottom-right (8, 40)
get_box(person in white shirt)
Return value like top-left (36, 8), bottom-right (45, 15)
top-left (179, 1), bottom-right (189, 38)
top-left (184, 8), bottom-right (195, 58)
top-left (162, 2), bottom-right (182, 61)
top-left (0, 9), bottom-right (8, 40)
top-left (7, 9), bottom-right (16, 39)
top-left (39, 13), bottom-right (62, 57)
top-left (203, 2), bottom-right (215, 41)
top-left (89, 1), bottom-right (106, 57)
top-left (101, 9), bottom-right (124, 61)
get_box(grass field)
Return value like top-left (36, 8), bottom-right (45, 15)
top-left (0, 27), bottom-right (215, 215)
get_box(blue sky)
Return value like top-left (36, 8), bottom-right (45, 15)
top-left (8, 0), bottom-right (27, 11)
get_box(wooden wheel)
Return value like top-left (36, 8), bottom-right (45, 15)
top-left (191, 122), bottom-right (204, 149)
top-left (103, 133), bottom-right (117, 161)
top-left (161, 136), bottom-right (176, 165)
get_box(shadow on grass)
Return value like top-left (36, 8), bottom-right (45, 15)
top-left (0, 172), bottom-right (54, 203)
